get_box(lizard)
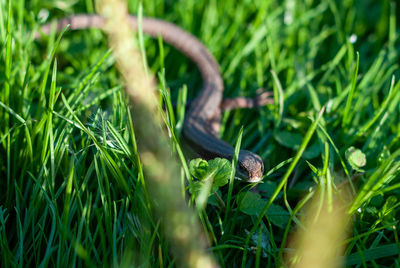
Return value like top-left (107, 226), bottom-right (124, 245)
top-left (35, 14), bottom-right (272, 182)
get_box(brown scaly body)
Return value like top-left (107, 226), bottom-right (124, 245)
top-left (36, 14), bottom-right (266, 182)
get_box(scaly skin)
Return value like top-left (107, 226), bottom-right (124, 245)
top-left (35, 14), bottom-right (265, 182)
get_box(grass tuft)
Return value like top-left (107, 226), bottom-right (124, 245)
top-left (0, 0), bottom-right (399, 267)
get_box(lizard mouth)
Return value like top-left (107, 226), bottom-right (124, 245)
top-left (235, 167), bottom-right (263, 183)
top-left (247, 176), bottom-right (262, 183)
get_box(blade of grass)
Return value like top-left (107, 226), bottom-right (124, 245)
top-left (224, 126), bottom-right (243, 226)
top-left (342, 52), bottom-right (359, 127)
top-left (35, 24), bottom-right (70, 119)
top-left (242, 106), bottom-right (325, 267)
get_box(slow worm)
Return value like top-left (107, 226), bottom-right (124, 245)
top-left (35, 14), bottom-right (265, 182)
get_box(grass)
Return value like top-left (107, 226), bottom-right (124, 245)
top-left (1, 0), bottom-right (400, 267)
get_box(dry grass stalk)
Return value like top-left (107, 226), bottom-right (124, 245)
top-left (95, 0), bottom-right (218, 267)
top-left (287, 187), bottom-right (352, 268)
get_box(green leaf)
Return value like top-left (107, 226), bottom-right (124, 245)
top-left (194, 179), bottom-right (214, 211)
top-left (302, 141), bottom-right (321, 159)
top-left (238, 192), bottom-right (289, 228)
top-left (274, 131), bottom-right (320, 159)
top-left (189, 158), bottom-right (231, 186)
top-left (189, 158), bottom-right (209, 180)
top-left (305, 160), bottom-right (320, 176)
top-left (369, 194), bottom-right (384, 207)
top-left (207, 190), bottom-right (222, 207)
top-left (238, 192), bottom-right (266, 216)
top-left (208, 158), bottom-right (231, 186)
top-left (257, 181), bottom-right (278, 198)
top-left (189, 181), bottom-right (219, 196)
top-left (345, 146), bottom-right (366, 171)
top-left (188, 158), bottom-right (232, 209)
top-left (273, 130), bottom-right (303, 149)
top-left (266, 204), bottom-right (290, 228)
top-left (379, 196), bottom-right (398, 226)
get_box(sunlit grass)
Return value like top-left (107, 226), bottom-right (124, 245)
top-left (0, 0), bottom-right (399, 267)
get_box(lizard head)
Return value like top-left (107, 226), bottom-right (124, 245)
top-left (236, 150), bottom-right (264, 183)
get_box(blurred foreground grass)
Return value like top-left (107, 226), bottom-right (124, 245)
top-left (0, 0), bottom-right (399, 267)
